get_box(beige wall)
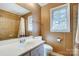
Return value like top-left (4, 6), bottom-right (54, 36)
top-left (41, 3), bottom-right (78, 55)
top-left (20, 3), bottom-right (41, 36)
top-left (72, 4), bottom-right (78, 44)
top-left (0, 9), bottom-right (20, 40)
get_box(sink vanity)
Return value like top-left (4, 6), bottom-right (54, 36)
top-left (0, 36), bottom-right (45, 56)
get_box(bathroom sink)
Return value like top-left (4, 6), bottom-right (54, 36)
top-left (17, 38), bottom-right (35, 49)
top-left (0, 36), bottom-right (44, 56)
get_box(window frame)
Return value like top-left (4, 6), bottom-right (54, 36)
top-left (50, 4), bottom-right (70, 32)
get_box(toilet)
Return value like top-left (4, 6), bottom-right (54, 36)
top-left (34, 36), bottom-right (53, 56)
top-left (44, 44), bottom-right (53, 56)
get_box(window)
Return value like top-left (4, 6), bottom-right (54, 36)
top-left (28, 16), bottom-right (33, 31)
top-left (50, 4), bottom-right (70, 32)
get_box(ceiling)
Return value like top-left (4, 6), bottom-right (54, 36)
top-left (38, 3), bottom-right (48, 7)
top-left (0, 3), bottom-right (48, 16)
top-left (0, 3), bottom-right (30, 16)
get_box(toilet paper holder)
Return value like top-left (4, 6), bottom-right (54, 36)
top-left (57, 37), bottom-right (61, 43)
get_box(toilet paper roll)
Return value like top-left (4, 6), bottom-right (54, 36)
top-left (57, 38), bottom-right (61, 42)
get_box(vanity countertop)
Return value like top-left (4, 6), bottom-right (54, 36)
top-left (0, 37), bottom-right (45, 56)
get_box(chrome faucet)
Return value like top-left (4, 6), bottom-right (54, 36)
top-left (20, 38), bottom-right (25, 43)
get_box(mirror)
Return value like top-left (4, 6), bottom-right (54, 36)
top-left (0, 3), bottom-right (32, 41)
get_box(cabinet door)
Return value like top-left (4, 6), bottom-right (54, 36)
top-left (31, 44), bottom-right (44, 56)
top-left (38, 44), bottom-right (44, 56)
top-left (31, 46), bottom-right (40, 56)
